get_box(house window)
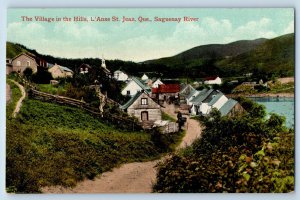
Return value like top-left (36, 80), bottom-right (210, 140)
top-left (17, 61), bottom-right (21, 66)
top-left (127, 90), bottom-right (130, 95)
top-left (141, 98), bottom-right (148, 105)
top-left (27, 61), bottom-right (30, 67)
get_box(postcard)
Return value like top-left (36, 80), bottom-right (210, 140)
top-left (6, 8), bottom-right (294, 193)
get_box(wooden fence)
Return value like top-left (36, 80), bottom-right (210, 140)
top-left (28, 88), bottom-right (143, 131)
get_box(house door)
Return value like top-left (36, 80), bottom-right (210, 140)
top-left (141, 111), bottom-right (148, 121)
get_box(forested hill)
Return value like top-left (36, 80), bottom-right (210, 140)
top-left (6, 42), bottom-right (142, 76)
top-left (217, 33), bottom-right (294, 77)
top-left (144, 38), bottom-right (267, 65)
top-left (7, 33), bottom-right (294, 79)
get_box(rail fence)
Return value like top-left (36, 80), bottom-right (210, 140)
top-left (28, 88), bottom-right (143, 131)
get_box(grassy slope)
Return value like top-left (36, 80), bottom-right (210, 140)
top-left (6, 98), bottom-right (166, 193)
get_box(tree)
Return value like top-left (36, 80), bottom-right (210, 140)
top-left (23, 68), bottom-right (33, 81)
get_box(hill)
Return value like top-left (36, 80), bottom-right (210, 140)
top-left (217, 33), bottom-right (294, 77)
top-left (7, 33), bottom-right (294, 79)
top-left (143, 33), bottom-right (294, 78)
top-left (144, 38), bottom-right (267, 65)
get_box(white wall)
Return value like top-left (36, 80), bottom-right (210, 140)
top-left (199, 103), bottom-right (209, 115)
top-left (114, 71), bottom-right (128, 81)
top-left (204, 77), bottom-right (222, 85)
top-left (152, 79), bottom-right (163, 88)
top-left (121, 80), bottom-right (142, 96)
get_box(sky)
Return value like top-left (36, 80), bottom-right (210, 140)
top-left (7, 8), bottom-right (294, 62)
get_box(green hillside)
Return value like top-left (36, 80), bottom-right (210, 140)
top-left (7, 33), bottom-right (294, 79)
top-left (217, 33), bottom-right (295, 77)
top-left (145, 38), bottom-right (267, 65)
top-left (6, 97), bottom-right (177, 193)
top-left (6, 42), bottom-right (29, 58)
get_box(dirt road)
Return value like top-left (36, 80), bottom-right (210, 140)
top-left (6, 84), bottom-right (11, 102)
top-left (11, 80), bottom-right (26, 118)
top-left (42, 103), bottom-right (202, 193)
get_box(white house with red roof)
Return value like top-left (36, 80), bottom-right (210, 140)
top-left (204, 76), bottom-right (222, 85)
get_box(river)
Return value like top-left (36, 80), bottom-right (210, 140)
top-left (248, 97), bottom-right (294, 129)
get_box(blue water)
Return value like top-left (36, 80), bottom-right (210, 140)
top-left (248, 97), bottom-right (294, 129)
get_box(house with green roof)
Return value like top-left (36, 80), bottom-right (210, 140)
top-left (120, 91), bottom-right (161, 123)
top-left (121, 76), bottom-right (151, 96)
top-left (219, 98), bottom-right (245, 117)
top-left (48, 63), bottom-right (73, 78)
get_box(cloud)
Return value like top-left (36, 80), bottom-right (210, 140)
top-left (8, 22), bottom-right (46, 42)
top-left (282, 20), bottom-right (294, 34)
top-left (233, 18), bottom-right (276, 39)
top-left (7, 16), bottom-right (284, 62)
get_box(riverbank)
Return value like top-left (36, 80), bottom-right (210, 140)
top-left (228, 92), bottom-right (294, 98)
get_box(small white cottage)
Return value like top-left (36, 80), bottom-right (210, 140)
top-left (141, 73), bottom-right (149, 81)
top-left (120, 91), bottom-right (162, 122)
top-left (204, 76), bottom-right (222, 85)
top-left (121, 77), bottom-right (151, 96)
top-left (114, 70), bottom-right (128, 81)
top-left (152, 79), bottom-right (164, 88)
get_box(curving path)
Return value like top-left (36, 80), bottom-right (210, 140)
top-left (11, 80), bottom-right (26, 118)
top-left (6, 84), bottom-right (11, 102)
top-left (42, 103), bottom-right (203, 193)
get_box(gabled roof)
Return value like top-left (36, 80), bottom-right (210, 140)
top-left (60, 66), bottom-right (73, 73)
top-left (12, 52), bottom-right (37, 63)
top-left (205, 76), bottom-right (219, 81)
top-left (114, 70), bottom-right (126, 74)
top-left (141, 73), bottom-right (149, 80)
top-left (208, 93), bottom-right (224, 106)
top-left (80, 63), bottom-right (92, 69)
top-left (49, 64), bottom-right (73, 73)
top-left (180, 84), bottom-right (196, 94)
top-left (152, 84), bottom-right (180, 94)
top-left (153, 78), bottom-right (163, 84)
top-left (187, 89), bottom-right (199, 100)
top-left (120, 91), bottom-right (142, 110)
top-left (131, 77), bottom-right (151, 92)
top-left (190, 89), bottom-right (214, 104)
top-left (219, 99), bottom-right (238, 116)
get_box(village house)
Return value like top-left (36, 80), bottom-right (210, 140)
top-left (11, 53), bottom-right (38, 74)
top-left (120, 91), bottom-right (162, 123)
top-left (48, 63), bottom-right (74, 78)
top-left (189, 89), bottom-right (222, 115)
top-left (206, 93), bottom-right (228, 114)
top-left (141, 73), bottom-right (149, 81)
top-left (179, 84), bottom-right (196, 103)
top-left (121, 77), bottom-right (151, 96)
top-left (204, 76), bottom-right (222, 85)
top-left (79, 63), bottom-right (92, 74)
top-left (114, 70), bottom-right (129, 81)
top-left (6, 59), bottom-right (13, 75)
top-left (151, 83), bottom-right (181, 103)
top-left (151, 78), bottom-right (164, 88)
top-left (219, 98), bottom-right (245, 117)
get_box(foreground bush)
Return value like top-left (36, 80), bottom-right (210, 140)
top-left (153, 99), bottom-right (294, 193)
